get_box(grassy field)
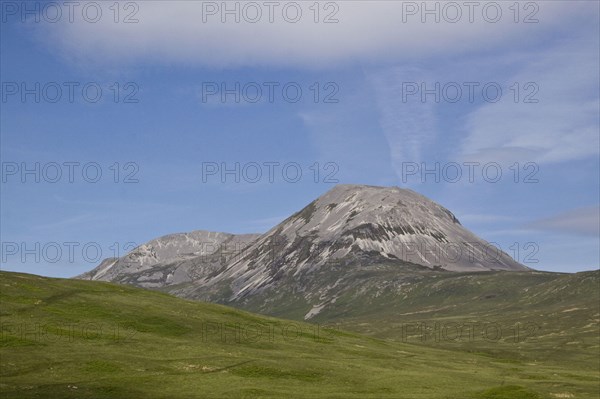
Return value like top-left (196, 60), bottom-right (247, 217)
top-left (307, 270), bottom-right (600, 364)
top-left (1, 271), bottom-right (598, 398)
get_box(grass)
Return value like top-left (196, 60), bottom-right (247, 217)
top-left (1, 271), bottom-right (599, 398)
top-left (314, 270), bottom-right (599, 366)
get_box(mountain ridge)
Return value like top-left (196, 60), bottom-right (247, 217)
top-left (76, 184), bottom-right (529, 320)
top-left (76, 230), bottom-right (262, 287)
top-left (199, 184), bottom-right (526, 299)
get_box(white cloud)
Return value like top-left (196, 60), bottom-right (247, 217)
top-left (459, 39), bottom-right (600, 165)
top-left (525, 206), bottom-right (600, 236)
top-left (368, 67), bottom-right (437, 178)
top-left (29, 1), bottom-right (596, 68)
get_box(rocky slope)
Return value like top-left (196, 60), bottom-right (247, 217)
top-left (184, 185), bottom-right (526, 298)
top-left (76, 230), bottom-right (260, 288)
top-left (78, 185), bottom-right (528, 319)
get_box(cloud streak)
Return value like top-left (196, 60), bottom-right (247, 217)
top-left (459, 38), bottom-right (600, 165)
top-left (29, 1), bottom-right (596, 69)
top-left (525, 206), bottom-right (600, 236)
top-left (369, 67), bottom-right (437, 181)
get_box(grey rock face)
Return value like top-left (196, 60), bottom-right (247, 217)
top-left (77, 185), bottom-right (527, 317)
top-left (75, 231), bottom-right (261, 288)
top-left (191, 184), bottom-right (527, 302)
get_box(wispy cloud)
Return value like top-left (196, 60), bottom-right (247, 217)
top-left (524, 206), bottom-right (600, 236)
top-left (459, 39), bottom-right (599, 165)
top-left (30, 2), bottom-right (596, 69)
top-left (368, 67), bottom-right (437, 181)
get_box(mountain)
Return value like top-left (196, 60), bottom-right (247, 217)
top-left (77, 184), bottom-right (528, 320)
top-left (20, 185), bottom-right (598, 398)
top-left (77, 230), bottom-right (260, 288)
top-left (192, 184), bottom-right (525, 298)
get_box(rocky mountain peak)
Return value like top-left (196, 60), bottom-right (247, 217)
top-left (78, 185), bottom-right (527, 305)
top-left (208, 185), bottom-right (526, 300)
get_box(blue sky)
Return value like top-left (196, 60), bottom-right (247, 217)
top-left (1, 0), bottom-right (599, 277)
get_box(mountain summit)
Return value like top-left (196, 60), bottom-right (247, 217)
top-left (192, 184), bottom-right (526, 301)
top-left (78, 184), bottom-right (527, 318)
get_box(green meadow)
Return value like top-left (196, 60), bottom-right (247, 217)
top-left (0, 271), bottom-right (598, 398)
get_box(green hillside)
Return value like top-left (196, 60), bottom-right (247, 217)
top-left (1, 271), bottom-right (598, 398)
top-left (304, 269), bottom-right (600, 364)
